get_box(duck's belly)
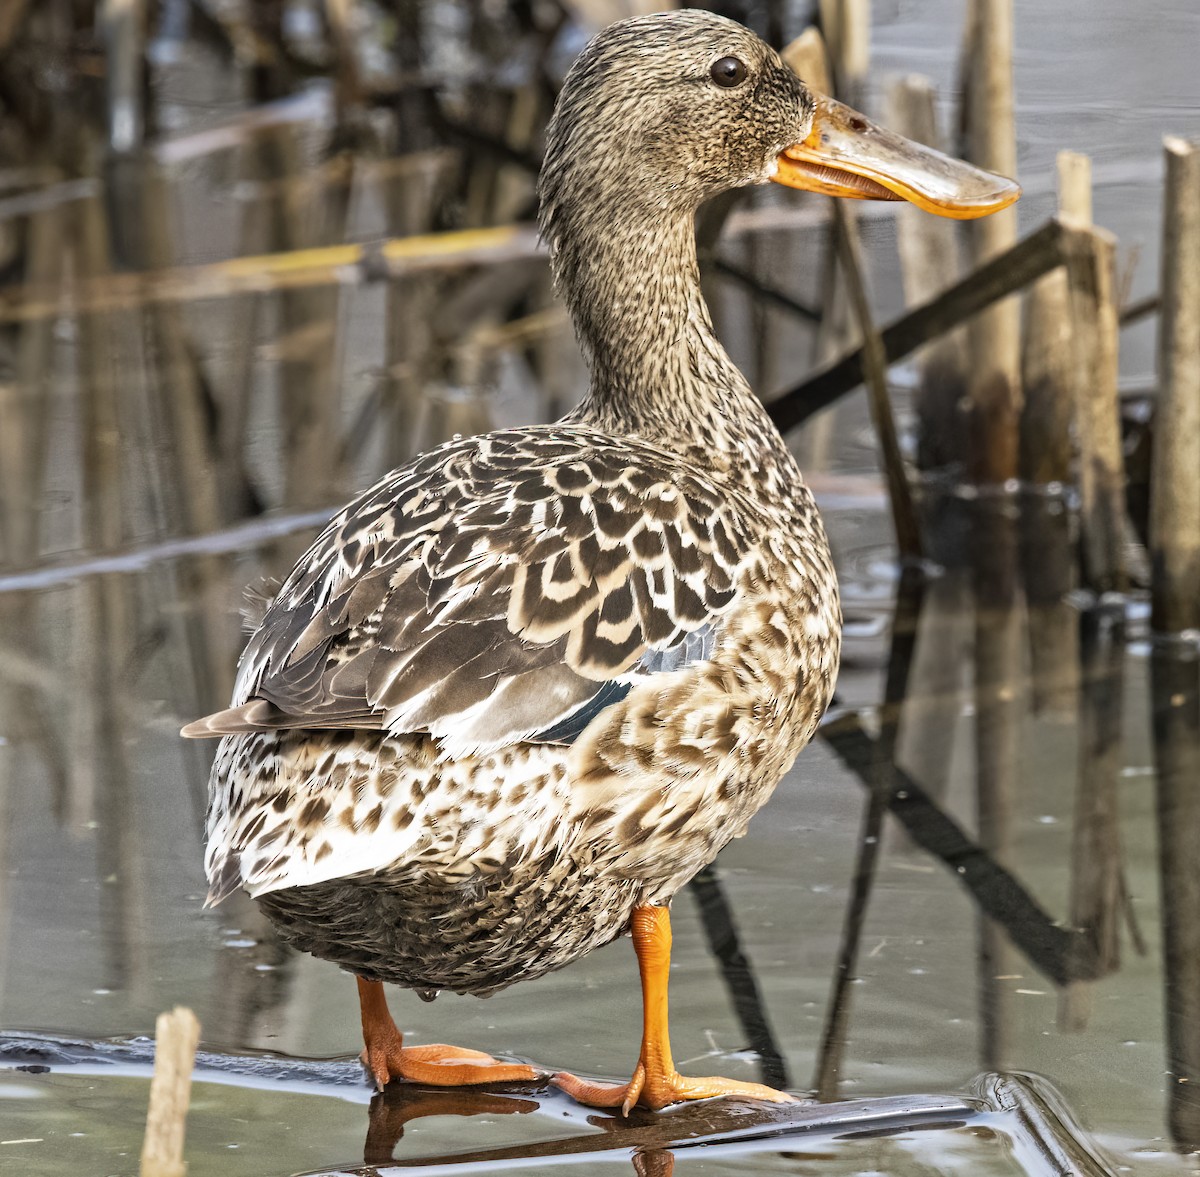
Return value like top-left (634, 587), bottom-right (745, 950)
top-left (209, 735), bottom-right (610, 996)
top-left (207, 725), bottom-right (786, 997)
top-left (256, 858), bottom-right (640, 997)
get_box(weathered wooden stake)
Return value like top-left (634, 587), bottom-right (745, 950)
top-left (1066, 225), bottom-right (1126, 593)
top-left (1021, 152), bottom-right (1089, 486)
top-left (1019, 152), bottom-right (1088, 717)
top-left (101, 0), bottom-right (146, 154)
top-left (1052, 154), bottom-right (1121, 1032)
top-left (887, 75), bottom-right (969, 471)
top-left (1149, 137), bottom-right (1200, 633)
top-left (781, 28), bottom-right (832, 106)
top-left (784, 24), bottom-right (852, 474)
top-left (1057, 151), bottom-right (1093, 226)
top-left (818, 0), bottom-right (869, 101)
top-left (141, 1007), bottom-right (201, 1177)
top-left (961, 0), bottom-right (1021, 484)
top-left (1049, 176), bottom-right (1129, 1033)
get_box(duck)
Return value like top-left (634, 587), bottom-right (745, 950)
top-left (183, 9), bottom-right (1018, 1112)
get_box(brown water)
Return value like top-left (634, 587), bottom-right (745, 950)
top-left (1, 1), bottom-right (1199, 1174)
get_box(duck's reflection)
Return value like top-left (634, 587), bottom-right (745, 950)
top-left (362, 1083), bottom-right (539, 1166)
top-left (632, 1148), bottom-right (676, 1176)
top-left (361, 1081), bottom-right (678, 1174)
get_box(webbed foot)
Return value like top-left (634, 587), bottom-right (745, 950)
top-left (554, 1062), bottom-right (791, 1114)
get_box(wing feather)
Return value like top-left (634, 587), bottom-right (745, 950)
top-left (195, 427), bottom-right (757, 751)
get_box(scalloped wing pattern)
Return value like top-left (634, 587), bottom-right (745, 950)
top-left (225, 427), bottom-right (755, 757)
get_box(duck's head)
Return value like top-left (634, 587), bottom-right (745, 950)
top-left (539, 10), bottom-right (1018, 248)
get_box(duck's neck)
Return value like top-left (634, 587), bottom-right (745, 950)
top-left (554, 204), bottom-right (802, 501)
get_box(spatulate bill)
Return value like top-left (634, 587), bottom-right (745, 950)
top-left (773, 92), bottom-right (1021, 220)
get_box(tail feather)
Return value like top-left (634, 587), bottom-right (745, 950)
top-left (205, 851), bottom-right (243, 907)
top-left (181, 698), bottom-right (380, 738)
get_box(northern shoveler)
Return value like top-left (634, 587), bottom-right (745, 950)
top-left (185, 9), bottom-right (1017, 1112)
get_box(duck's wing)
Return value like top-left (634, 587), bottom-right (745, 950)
top-left (184, 428), bottom-right (754, 758)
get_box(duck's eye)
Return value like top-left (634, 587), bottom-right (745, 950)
top-left (710, 56), bottom-right (748, 88)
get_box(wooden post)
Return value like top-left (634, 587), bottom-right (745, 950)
top-left (818, 0), bottom-right (869, 102)
top-left (886, 75), bottom-right (969, 472)
top-left (1018, 152), bottom-right (1089, 717)
top-left (961, 0), bottom-right (1021, 484)
top-left (1021, 152), bottom-right (1090, 486)
top-left (140, 1007), bottom-right (200, 1177)
top-left (101, 0), bottom-right (146, 153)
top-left (1066, 225), bottom-right (1126, 593)
top-left (1149, 137), bottom-right (1200, 633)
top-left (781, 29), bottom-right (833, 113)
top-left (886, 75), bottom-right (979, 798)
top-left (783, 24), bottom-right (850, 475)
top-left (1057, 151), bottom-right (1093, 225)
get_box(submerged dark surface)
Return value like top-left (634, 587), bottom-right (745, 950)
top-left (1, 0), bottom-right (1199, 1174)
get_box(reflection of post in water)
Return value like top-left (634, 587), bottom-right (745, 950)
top-left (380, 0), bottom-right (438, 467)
top-left (0, 180), bottom-right (68, 1007)
top-left (898, 491), bottom-right (973, 816)
top-left (75, 190), bottom-right (147, 999)
top-left (1151, 648), bottom-right (1200, 1153)
top-left (1018, 485), bottom-right (1078, 719)
top-left (244, 25), bottom-right (358, 525)
top-left (1058, 605), bottom-right (1125, 1031)
top-left (970, 497), bottom-right (1021, 1071)
top-left (104, 155), bottom-right (238, 722)
top-left (814, 565), bottom-right (925, 1099)
top-left (688, 866), bottom-right (789, 1091)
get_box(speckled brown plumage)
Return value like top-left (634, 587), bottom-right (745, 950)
top-left (189, 11), bottom-right (840, 1004)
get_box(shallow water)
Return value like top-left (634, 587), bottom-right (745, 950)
top-left (2, 1), bottom-right (1200, 1174)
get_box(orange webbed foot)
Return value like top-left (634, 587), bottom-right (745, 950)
top-left (553, 1063), bottom-right (793, 1114)
top-left (356, 976), bottom-right (540, 1090)
top-left (361, 1036), bottom-right (540, 1090)
top-left (391, 1043), bottom-right (541, 1087)
top-left (552, 906), bottom-right (796, 1114)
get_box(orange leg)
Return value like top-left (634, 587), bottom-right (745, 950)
top-left (356, 977), bottom-right (540, 1090)
top-left (554, 905), bottom-right (793, 1114)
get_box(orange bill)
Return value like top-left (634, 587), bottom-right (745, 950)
top-left (773, 93), bottom-right (1020, 219)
